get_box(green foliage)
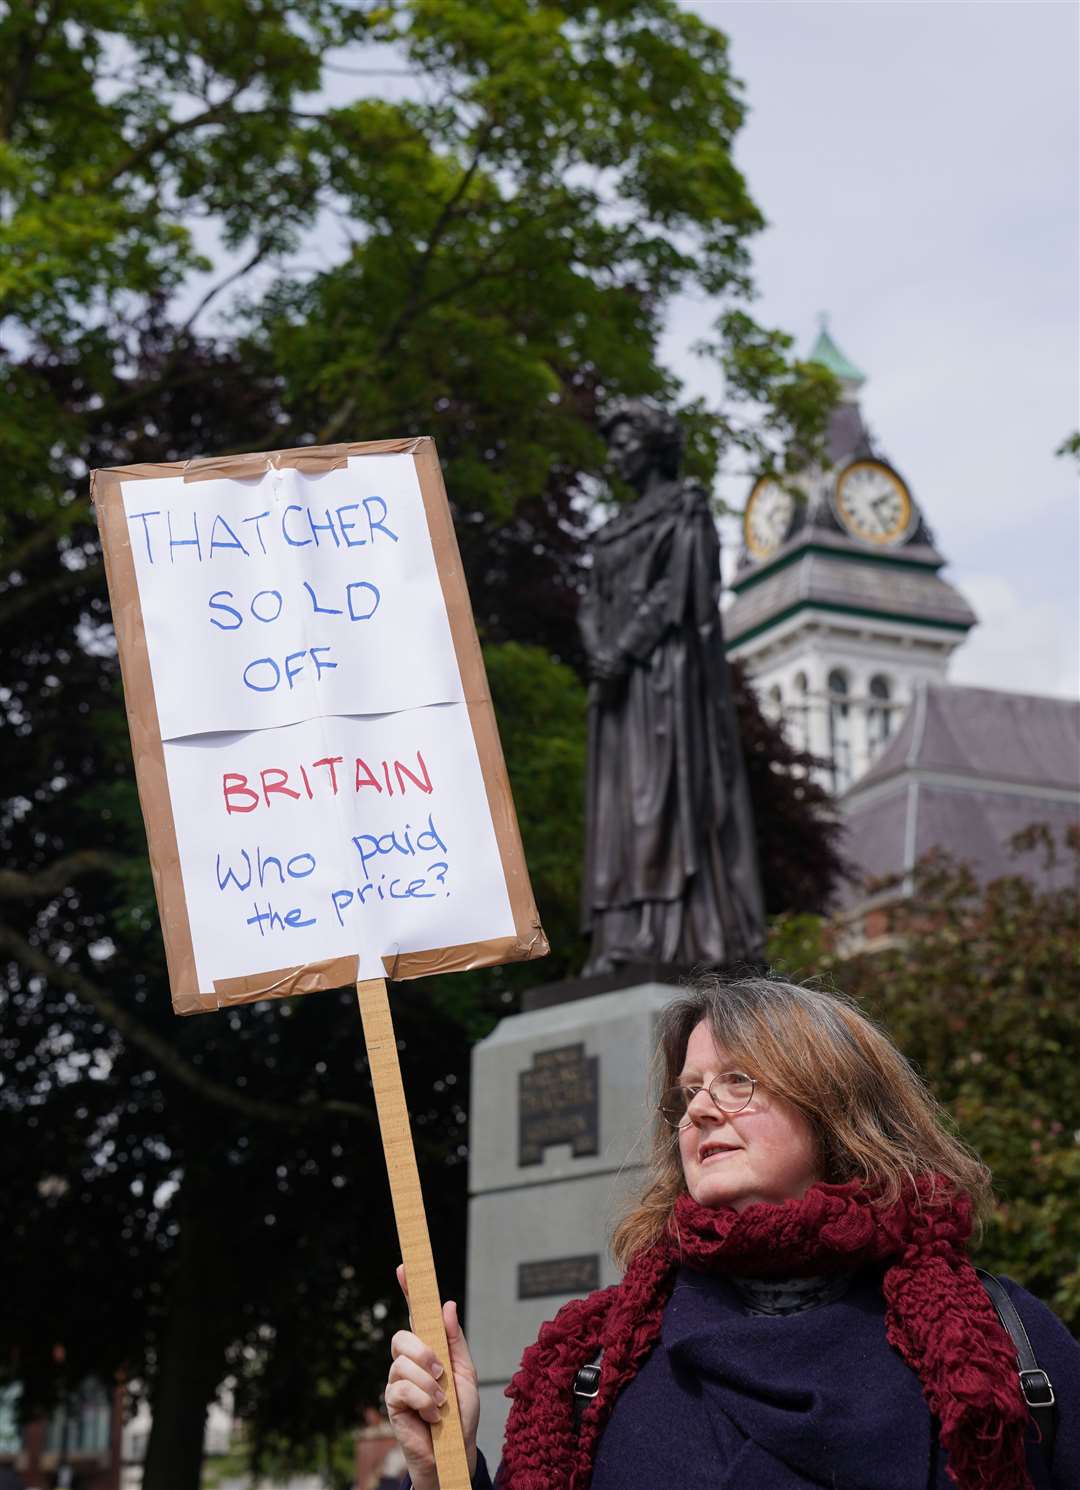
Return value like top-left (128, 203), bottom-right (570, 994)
top-left (201, 1422), bottom-right (359, 1490)
top-left (767, 830), bottom-right (1080, 1331)
top-left (765, 909), bottom-right (829, 977)
top-left (244, 1428), bottom-right (360, 1490)
top-left (484, 642), bottom-right (588, 965)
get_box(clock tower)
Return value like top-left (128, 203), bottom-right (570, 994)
top-left (725, 322), bottom-right (977, 792)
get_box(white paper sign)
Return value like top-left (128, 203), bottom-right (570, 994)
top-left (116, 450), bottom-right (518, 996)
top-left (122, 457), bottom-right (463, 739)
top-left (163, 706), bottom-right (514, 990)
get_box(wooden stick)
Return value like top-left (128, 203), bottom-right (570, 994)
top-left (357, 978), bottom-right (472, 1490)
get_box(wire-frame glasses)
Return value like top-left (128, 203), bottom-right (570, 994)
top-left (658, 1072), bottom-right (757, 1130)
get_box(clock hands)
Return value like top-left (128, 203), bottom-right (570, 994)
top-left (832, 460), bottom-right (912, 546)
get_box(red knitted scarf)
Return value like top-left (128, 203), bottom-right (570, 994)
top-left (501, 1179), bottom-right (1032, 1490)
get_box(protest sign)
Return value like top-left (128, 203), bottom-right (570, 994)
top-left (93, 438), bottom-right (549, 1489)
top-left (91, 437), bottom-right (548, 1015)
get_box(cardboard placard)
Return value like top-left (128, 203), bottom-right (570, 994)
top-left (92, 438), bottom-right (548, 1013)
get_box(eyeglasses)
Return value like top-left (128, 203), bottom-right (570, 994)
top-left (658, 1072), bottom-right (757, 1130)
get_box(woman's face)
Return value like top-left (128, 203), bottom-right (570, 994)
top-left (676, 1020), bottom-right (822, 1212)
top-left (606, 418), bottom-right (652, 490)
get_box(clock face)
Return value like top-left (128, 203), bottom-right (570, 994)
top-left (832, 461), bottom-right (914, 546)
top-left (744, 477), bottom-right (796, 560)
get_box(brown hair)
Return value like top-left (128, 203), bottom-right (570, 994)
top-left (612, 975), bottom-right (993, 1268)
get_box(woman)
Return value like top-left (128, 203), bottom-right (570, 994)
top-left (578, 401), bottom-right (764, 975)
top-left (386, 977), bottom-right (1079, 1489)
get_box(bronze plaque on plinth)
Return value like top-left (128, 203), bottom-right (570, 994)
top-left (518, 1043), bottom-right (599, 1166)
top-left (517, 1254), bottom-right (601, 1300)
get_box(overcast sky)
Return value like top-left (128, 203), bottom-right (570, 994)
top-left (184, 3), bottom-right (1078, 699)
top-left (672, 1), bottom-right (1079, 699)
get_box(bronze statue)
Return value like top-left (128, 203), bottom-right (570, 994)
top-left (579, 400), bottom-right (765, 975)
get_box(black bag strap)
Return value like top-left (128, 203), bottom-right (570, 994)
top-left (976, 1268), bottom-right (1056, 1461)
top-left (571, 1355), bottom-right (602, 1430)
top-left (572, 1276), bottom-right (1058, 1461)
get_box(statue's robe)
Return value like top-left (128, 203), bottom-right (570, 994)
top-left (579, 478), bottom-right (764, 972)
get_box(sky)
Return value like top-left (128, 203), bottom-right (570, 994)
top-left (671, 0), bottom-right (1079, 699)
top-left (181, 2), bottom-right (1079, 701)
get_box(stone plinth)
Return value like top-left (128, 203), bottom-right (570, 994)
top-left (465, 982), bottom-right (679, 1466)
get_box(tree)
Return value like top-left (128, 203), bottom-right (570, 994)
top-left (768, 827), bottom-right (1080, 1333)
top-left (1, 4), bottom-right (840, 1487)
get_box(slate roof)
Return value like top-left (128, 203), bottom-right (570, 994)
top-left (725, 537), bottom-right (976, 647)
top-left (838, 683), bottom-right (1080, 905)
top-left (825, 397), bottom-right (874, 466)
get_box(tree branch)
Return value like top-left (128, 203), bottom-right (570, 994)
top-left (316, 118), bottom-right (496, 444)
top-left (101, 74), bottom-right (257, 188)
top-left (1, 511), bottom-right (85, 578)
top-left (309, 255), bottom-right (517, 450)
top-left (0, 852), bottom-right (126, 900)
top-left (0, 559), bottom-right (103, 629)
top-left (175, 237), bottom-right (277, 339)
top-left (0, 925), bottom-right (376, 1133)
top-left (0, 0), bottom-right (63, 141)
top-left (322, 64), bottom-right (417, 78)
top-left (396, 117), bottom-right (497, 316)
top-left (96, 186), bottom-right (318, 424)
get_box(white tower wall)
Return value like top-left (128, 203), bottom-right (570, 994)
top-left (730, 608), bottom-right (963, 791)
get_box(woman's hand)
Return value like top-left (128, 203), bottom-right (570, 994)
top-left (385, 1264), bottom-right (480, 1490)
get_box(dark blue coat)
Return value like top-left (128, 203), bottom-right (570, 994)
top-left (469, 1267), bottom-right (1079, 1489)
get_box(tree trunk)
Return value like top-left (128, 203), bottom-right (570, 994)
top-left (141, 1209), bottom-right (238, 1490)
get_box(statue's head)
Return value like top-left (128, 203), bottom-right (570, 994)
top-left (600, 398), bottom-right (684, 487)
